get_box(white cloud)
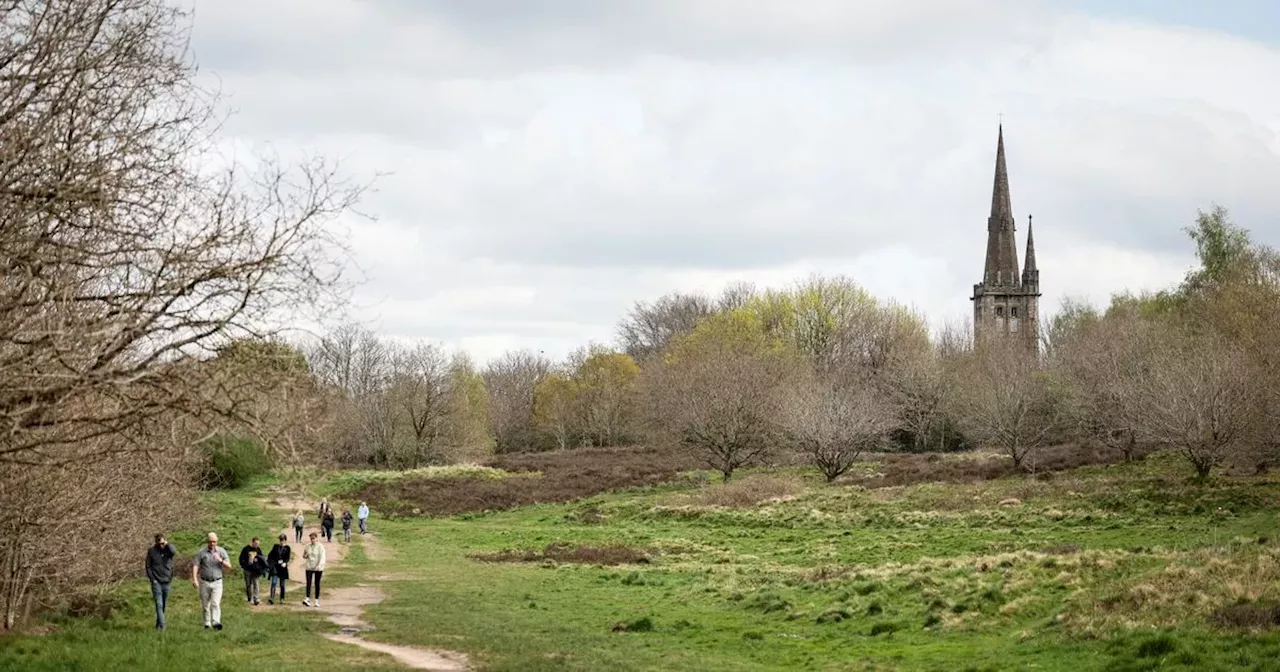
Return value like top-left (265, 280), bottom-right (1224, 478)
top-left (184, 0), bottom-right (1280, 364)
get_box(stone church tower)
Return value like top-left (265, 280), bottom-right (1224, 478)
top-left (970, 125), bottom-right (1039, 353)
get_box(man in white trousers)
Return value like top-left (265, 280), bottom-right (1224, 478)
top-left (192, 532), bottom-right (233, 630)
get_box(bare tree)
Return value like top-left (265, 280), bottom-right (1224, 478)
top-left (945, 339), bottom-right (1070, 470)
top-left (0, 1), bottom-right (360, 470)
top-left (1130, 326), bottom-right (1263, 479)
top-left (388, 342), bottom-right (454, 467)
top-left (483, 349), bottom-right (551, 453)
top-left (1055, 313), bottom-right (1147, 461)
top-left (643, 311), bottom-right (802, 480)
top-left (883, 350), bottom-right (955, 451)
top-left (0, 1), bottom-right (361, 628)
top-left (934, 317), bottom-right (974, 360)
top-left (645, 353), bottom-right (783, 481)
top-left (780, 377), bottom-right (898, 482)
top-left (308, 324), bottom-right (388, 398)
top-left (716, 281), bottom-right (757, 312)
top-left (616, 291), bottom-right (714, 361)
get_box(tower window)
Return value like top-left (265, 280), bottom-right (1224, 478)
top-left (995, 306), bottom-right (1004, 317)
top-left (1011, 307), bottom-right (1019, 318)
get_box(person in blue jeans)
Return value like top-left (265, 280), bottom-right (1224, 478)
top-left (144, 533), bottom-right (177, 630)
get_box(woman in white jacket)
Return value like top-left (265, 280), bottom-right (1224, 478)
top-left (301, 531), bottom-right (327, 607)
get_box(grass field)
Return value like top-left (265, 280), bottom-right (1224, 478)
top-left (2, 447), bottom-right (1279, 670)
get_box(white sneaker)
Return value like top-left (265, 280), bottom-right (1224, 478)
top-left (302, 598), bottom-right (310, 606)
top-left (314, 600), bottom-right (321, 608)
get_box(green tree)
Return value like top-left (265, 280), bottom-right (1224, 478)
top-left (533, 374), bottom-right (581, 451)
top-left (575, 351), bottom-right (641, 446)
top-left (446, 354), bottom-right (495, 460)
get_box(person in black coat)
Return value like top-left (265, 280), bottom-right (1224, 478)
top-left (321, 508), bottom-right (335, 542)
top-left (266, 533), bottom-right (291, 604)
top-left (238, 537), bottom-right (269, 605)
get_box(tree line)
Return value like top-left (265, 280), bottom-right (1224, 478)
top-left (298, 206), bottom-right (1278, 487)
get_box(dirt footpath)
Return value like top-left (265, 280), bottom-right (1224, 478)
top-left (266, 496), bottom-right (470, 671)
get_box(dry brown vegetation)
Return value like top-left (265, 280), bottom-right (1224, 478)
top-left (847, 442), bottom-right (1163, 489)
top-left (470, 542), bottom-right (650, 566)
top-left (684, 475), bottom-right (808, 508)
top-left (349, 444), bottom-right (706, 516)
top-left (344, 441), bottom-right (1154, 517)
top-left (1211, 602), bottom-right (1280, 631)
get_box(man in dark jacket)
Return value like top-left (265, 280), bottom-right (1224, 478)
top-left (266, 533), bottom-right (291, 605)
top-left (238, 537), bottom-right (268, 605)
top-left (145, 533), bottom-right (177, 630)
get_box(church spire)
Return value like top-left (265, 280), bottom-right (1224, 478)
top-left (1022, 214), bottom-right (1038, 287)
top-left (990, 124), bottom-right (1012, 221)
top-left (983, 124), bottom-right (1020, 286)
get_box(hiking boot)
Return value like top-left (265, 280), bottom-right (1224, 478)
top-left (267, 598), bottom-right (274, 605)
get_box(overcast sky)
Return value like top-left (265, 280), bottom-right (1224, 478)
top-left (185, 0), bottom-right (1280, 363)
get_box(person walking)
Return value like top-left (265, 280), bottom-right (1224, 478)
top-left (267, 533), bottom-right (291, 605)
top-left (238, 537), bottom-right (268, 605)
top-left (321, 507), bottom-right (335, 543)
top-left (357, 501), bottom-right (369, 534)
top-left (317, 498), bottom-right (329, 521)
top-left (192, 532), bottom-right (232, 630)
top-left (292, 511), bottom-right (305, 543)
top-left (144, 533), bottom-right (177, 631)
top-left (302, 531), bottom-right (327, 608)
top-left (341, 509), bottom-right (352, 543)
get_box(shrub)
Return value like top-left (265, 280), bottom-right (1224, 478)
top-left (64, 590), bottom-right (128, 620)
top-left (868, 622), bottom-right (899, 636)
top-left (1210, 602), bottom-right (1280, 630)
top-left (200, 435), bottom-right (271, 490)
top-left (688, 475), bottom-right (806, 508)
top-left (611, 616), bottom-right (654, 632)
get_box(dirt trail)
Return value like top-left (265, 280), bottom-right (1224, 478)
top-left (264, 495), bottom-right (470, 671)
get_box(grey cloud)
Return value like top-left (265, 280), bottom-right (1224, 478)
top-left (189, 0), bottom-right (1051, 81)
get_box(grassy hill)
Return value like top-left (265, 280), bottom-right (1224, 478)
top-left (3, 446), bottom-right (1278, 670)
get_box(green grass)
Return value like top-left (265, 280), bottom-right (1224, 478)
top-left (3, 451), bottom-right (1280, 670)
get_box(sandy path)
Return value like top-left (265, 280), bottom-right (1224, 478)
top-left (264, 495), bottom-right (470, 671)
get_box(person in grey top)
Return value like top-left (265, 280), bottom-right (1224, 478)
top-left (191, 532), bottom-right (232, 630)
top-left (144, 534), bottom-right (176, 630)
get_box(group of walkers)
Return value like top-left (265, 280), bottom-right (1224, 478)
top-left (143, 500), bottom-right (371, 631)
top-left (292, 499), bottom-right (370, 544)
